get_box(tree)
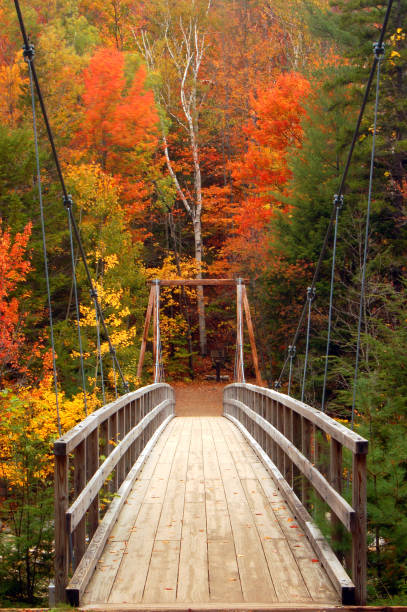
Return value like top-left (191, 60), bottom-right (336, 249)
top-left (139, 0), bottom-right (214, 355)
top-left (0, 221), bottom-right (32, 380)
top-left (76, 46), bottom-right (159, 226)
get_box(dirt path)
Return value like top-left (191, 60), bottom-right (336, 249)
top-left (172, 381), bottom-right (225, 416)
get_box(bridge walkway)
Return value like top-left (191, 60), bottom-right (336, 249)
top-left (81, 416), bottom-right (339, 608)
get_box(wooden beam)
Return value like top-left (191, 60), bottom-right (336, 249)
top-left (242, 285), bottom-right (262, 385)
top-left (224, 412), bottom-right (356, 605)
top-left (54, 383), bottom-right (169, 455)
top-left (147, 278), bottom-right (246, 286)
top-left (228, 383), bottom-right (368, 454)
top-left (136, 286), bottom-right (154, 379)
top-left (66, 414), bottom-right (174, 607)
top-left (225, 398), bottom-right (355, 532)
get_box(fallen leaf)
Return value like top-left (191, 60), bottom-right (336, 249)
top-left (312, 559), bottom-right (319, 563)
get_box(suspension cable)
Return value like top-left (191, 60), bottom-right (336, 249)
top-left (275, 0), bottom-right (393, 390)
top-left (25, 46), bottom-right (61, 436)
top-left (351, 42), bottom-right (384, 429)
top-left (92, 289), bottom-right (105, 404)
top-left (66, 203), bottom-right (88, 415)
top-left (15, 0), bottom-right (128, 393)
top-left (301, 287), bottom-right (315, 402)
top-left (321, 195), bottom-right (343, 412)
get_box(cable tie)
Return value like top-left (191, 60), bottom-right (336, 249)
top-left (333, 194), bottom-right (344, 210)
top-left (90, 288), bottom-right (98, 300)
top-left (306, 286), bottom-right (316, 302)
top-left (23, 42), bottom-right (35, 62)
top-left (274, 380), bottom-right (282, 390)
top-left (373, 42), bottom-right (385, 60)
top-left (63, 194), bottom-right (73, 210)
top-left (288, 345), bottom-right (296, 359)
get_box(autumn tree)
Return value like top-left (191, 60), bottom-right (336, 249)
top-left (0, 221), bottom-right (32, 380)
top-left (139, 0), bottom-right (215, 355)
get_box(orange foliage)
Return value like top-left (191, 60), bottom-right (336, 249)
top-left (0, 221), bottom-right (32, 374)
top-left (76, 47), bottom-right (159, 222)
top-left (214, 72), bottom-right (310, 278)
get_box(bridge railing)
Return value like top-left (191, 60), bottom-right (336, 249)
top-left (223, 383), bottom-right (368, 605)
top-left (53, 383), bottom-right (175, 604)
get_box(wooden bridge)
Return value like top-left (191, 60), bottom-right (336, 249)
top-left (53, 383), bottom-right (368, 610)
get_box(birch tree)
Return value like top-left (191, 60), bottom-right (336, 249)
top-left (137, 0), bottom-right (212, 356)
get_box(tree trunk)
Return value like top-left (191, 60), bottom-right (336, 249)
top-left (193, 215), bottom-right (207, 355)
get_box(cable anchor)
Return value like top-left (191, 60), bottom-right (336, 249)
top-left (373, 42), bottom-right (385, 60)
top-left (288, 345), bottom-right (296, 359)
top-left (23, 42), bottom-right (35, 62)
top-left (333, 194), bottom-right (344, 210)
top-left (63, 194), bottom-right (74, 210)
top-left (306, 286), bottom-right (316, 302)
top-left (90, 287), bottom-right (98, 300)
top-left (274, 379), bottom-right (282, 390)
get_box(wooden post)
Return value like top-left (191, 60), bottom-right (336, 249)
top-left (73, 440), bottom-right (86, 568)
top-left (330, 438), bottom-right (343, 558)
top-left (292, 412), bottom-right (302, 498)
top-left (236, 280), bottom-right (244, 382)
top-left (242, 286), bottom-right (262, 385)
top-left (54, 453), bottom-right (69, 602)
top-left (352, 452), bottom-right (367, 605)
top-left (109, 413), bottom-right (118, 492)
top-left (301, 417), bottom-right (312, 509)
top-left (118, 407), bottom-right (125, 485)
top-left (136, 286), bottom-right (154, 378)
top-left (86, 428), bottom-right (99, 540)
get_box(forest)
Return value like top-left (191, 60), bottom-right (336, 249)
top-left (0, 0), bottom-right (406, 606)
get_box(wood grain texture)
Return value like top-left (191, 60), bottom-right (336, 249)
top-left (82, 416), bottom-right (342, 608)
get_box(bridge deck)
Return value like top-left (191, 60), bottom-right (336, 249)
top-left (82, 416), bottom-right (339, 609)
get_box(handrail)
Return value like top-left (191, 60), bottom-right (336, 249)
top-left (223, 383), bottom-right (368, 606)
top-left (54, 383), bottom-right (175, 603)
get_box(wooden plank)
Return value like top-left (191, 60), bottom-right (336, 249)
top-left (226, 398), bottom-right (355, 532)
top-left (82, 540), bottom-right (127, 604)
top-left (148, 278), bottom-right (245, 286)
top-left (225, 383), bottom-right (368, 454)
top-left (297, 556), bottom-right (338, 602)
top-left (142, 540), bottom-right (180, 603)
top-left (225, 413), bottom-right (354, 605)
top-left (66, 415), bottom-right (174, 607)
top-left (108, 503), bottom-right (162, 604)
top-left (73, 440), bottom-right (86, 568)
top-left (177, 502), bottom-right (209, 602)
top-left (210, 420), bottom-right (277, 604)
top-left (205, 479), bottom-right (233, 540)
top-left (54, 453), bottom-right (69, 602)
top-left (155, 420), bottom-right (190, 541)
top-left (185, 419), bottom-right (205, 503)
top-left (54, 383), bottom-right (174, 455)
top-left (208, 540), bottom-right (243, 603)
top-left (352, 452), bottom-right (367, 605)
top-left (242, 285), bottom-right (262, 386)
top-left (137, 286), bottom-right (154, 378)
top-left (241, 479), bottom-right (284, 540)
top-left (262, 539), bottom-right (311, 602)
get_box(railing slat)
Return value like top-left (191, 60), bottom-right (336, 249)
top-left (223, 383), bottom-right (368, 606)
top-left (53, 383), bottom-right (175, 604)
